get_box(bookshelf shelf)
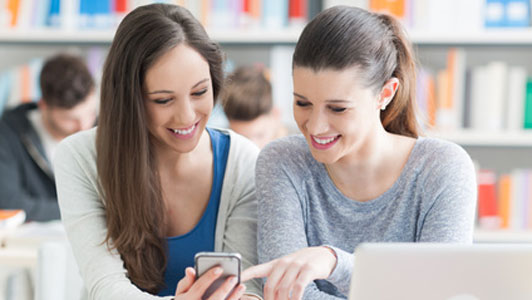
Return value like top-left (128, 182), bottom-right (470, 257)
top-left (474, 229), bottom-right (532, 243)
top-left (0, 28), bottom-right (303, 45)
top-left (4, 28), bottom-right (532, 46)
top-left (409, 29), bottom-right (532, 46)
top-left (426, 130), bottom-right (532, 147)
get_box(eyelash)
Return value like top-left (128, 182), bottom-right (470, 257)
top-left (296, 100), bottom-right (347, 113)
top-left (153, 88), bottom-right (208, 104)
top-left (154, 98), bottom-right (172, 104)
top-left (192, 88), bottom-right (208, 97)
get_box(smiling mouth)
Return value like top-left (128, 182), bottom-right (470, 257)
top-left (168, 121), bottom-right (199, 135)
top-left (312, 135), bottom-right (340, 145)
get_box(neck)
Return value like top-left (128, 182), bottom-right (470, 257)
top-left (155, 129), bottom-right (211, 178)
top-left (326, 125), bottom-right (393, 182)
top-left (40, 113), bottom-right (64, 142)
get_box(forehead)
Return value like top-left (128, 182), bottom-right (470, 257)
top-left (293, 66), bottom-right (372, 101)
top-left (144, 43), bottom-right (210, 90)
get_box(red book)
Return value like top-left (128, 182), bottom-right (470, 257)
top-left (289, 0), bottom-right (307, 20)
top-left (477, 170), bottom-right (500, 229)
top-left (113, 0), bottom-right (128, 13)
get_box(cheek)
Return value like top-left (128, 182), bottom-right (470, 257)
top-left (293, 108), bottom-right (306, 128)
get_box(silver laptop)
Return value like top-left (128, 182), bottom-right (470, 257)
top-left (349, 243), bottom-right (532, 300)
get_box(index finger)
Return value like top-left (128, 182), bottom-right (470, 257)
top-left (241, 262), bottom-right (274, 282)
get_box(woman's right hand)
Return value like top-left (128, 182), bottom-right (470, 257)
top-left (174, 267), bottom-right (246, 300)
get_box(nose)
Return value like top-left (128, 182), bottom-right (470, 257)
top-left (306, 108), bottom-right (329, 135)
top-left (174, 97), bottom-right (196, 126)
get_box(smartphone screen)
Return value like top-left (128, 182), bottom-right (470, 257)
top-left (194, 252), bottom-right (241, 299)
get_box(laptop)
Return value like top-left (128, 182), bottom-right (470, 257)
top-left (349, 243), bottom-right (532, 300)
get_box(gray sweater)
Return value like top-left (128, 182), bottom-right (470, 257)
top-left (53, 127), bottom-right (261, 299)
top-left (256, 135), bottom-right (477, 299)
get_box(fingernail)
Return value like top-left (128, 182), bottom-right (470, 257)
top-left (214, 267), bottom-right (223, 275)
top-left (230, 277), bottom-right (237, 284)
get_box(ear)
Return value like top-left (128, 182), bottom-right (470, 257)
top-left (377, 77), bottom-right (399, 111)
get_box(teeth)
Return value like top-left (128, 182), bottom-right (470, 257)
top-left (312, 136), bottom-right (336, 144)
top-left (173, 124), bottom-right (196, 135)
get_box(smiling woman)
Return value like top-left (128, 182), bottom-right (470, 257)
top-left (52, 3), bottom-right (261, 300)
top-left (243, 5), bottom-right (477, 300)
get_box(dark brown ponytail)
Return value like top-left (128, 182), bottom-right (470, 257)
top-left (377, 13), bottom-right (419, 138)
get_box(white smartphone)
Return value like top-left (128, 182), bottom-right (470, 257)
top-left (194, 252), bottom-right (241, 299)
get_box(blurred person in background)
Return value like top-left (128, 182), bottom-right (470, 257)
top-left (222, 65), bottom-right (287, 148)
top-left (0, 53), bottom-right (97, 221)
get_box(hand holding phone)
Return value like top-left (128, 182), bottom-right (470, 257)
top-left (194, 252), bottom-right (242, 300)
top-left (173, 264), bottom-right (245, 300)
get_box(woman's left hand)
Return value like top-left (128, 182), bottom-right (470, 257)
top-left (241, 246), bottom-right (337, 300)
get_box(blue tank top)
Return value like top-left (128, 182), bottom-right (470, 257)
top-left (158, 128), bottom-right (230, 296)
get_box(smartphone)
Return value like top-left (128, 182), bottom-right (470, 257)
top-left (194, 252), bottom-right (241, 299)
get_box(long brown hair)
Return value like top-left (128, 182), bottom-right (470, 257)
top-left (292, 6), bottom-right (419, 138)
top-left (96, 3), bottom-right (223, 293)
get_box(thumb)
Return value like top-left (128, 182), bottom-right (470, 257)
top-left (175, 267), bottom-right (196, 295)
top-left (241, 262), bottom-right (273, 282)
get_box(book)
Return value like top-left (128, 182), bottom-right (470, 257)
top-left (505, 66), bottom-right (527, 131)
top-left (525, 79), bottom-right (532, 129)
top-left (498, 174), bottom-right (512, 229)
top-left (0, 209), bottom-right (26, 229)
top-left (505, 0), bottom-right (530, 27)
top-left (485, 0), bottom-right (506, 28)
top-left (477, 170), bottom-right (500, 229)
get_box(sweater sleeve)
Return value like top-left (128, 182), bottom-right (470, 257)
top-left (255, 142), bottom-right (345, 299)
top-left (53, 133), bottom-right (172, 300)
top-left (418, 142), bottom-right (477, 243)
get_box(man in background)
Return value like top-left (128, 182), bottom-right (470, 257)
top-left (0, 53), bottom-right (97, 221)
top-left (221, 65), bottom-right (287, 148)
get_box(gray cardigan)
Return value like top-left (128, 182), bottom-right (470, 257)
top-left (53, 127), bottom-right (261, 299)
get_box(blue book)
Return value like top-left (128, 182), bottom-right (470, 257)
top-left (80, 0), bottom-right (112, 29)
top-left (46, 0), bottom-right (61, 27)
top-left (505, 0), bottom-right (530, 27)
top-left (485, 0), bottom-right (506, 28)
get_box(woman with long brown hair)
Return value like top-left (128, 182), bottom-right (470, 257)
top-left (53, 3), bottom-right (260, 299)
top-left (242, 6), bottom-right (476, 299)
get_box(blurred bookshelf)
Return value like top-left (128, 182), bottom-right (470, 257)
top-left (1, 0), bottom-right (532, 242)
top-left (0, 28), bottom-right (304, 45)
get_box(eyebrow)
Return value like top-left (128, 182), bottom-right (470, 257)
top-left (293, 92), bottom-right (351, 104)
top-left (147, 78), bottom-right (210, 95)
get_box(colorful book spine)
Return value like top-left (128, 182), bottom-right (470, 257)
top-left (477, 170), bottom-right (500, 229)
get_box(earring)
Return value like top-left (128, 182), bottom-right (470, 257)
top-left (380, 104), bottom-right (386, 111)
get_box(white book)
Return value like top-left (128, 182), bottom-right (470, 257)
top-left (485, 61), bottom-right (508, 131)
top-left (270, 45), bottom-right (296, 130)
top-left (506, 66), bottom-right (527, 131)
top-left (449, 48), bottom-right (466, 129)
top-left (322, 0), bottom-right (368, 10)
top-left (16, 0), bottom-right (33, 29)
top-left (60, 0), bottom-right (79, 30)
top-left (470, 65), bottom-right (488, 130)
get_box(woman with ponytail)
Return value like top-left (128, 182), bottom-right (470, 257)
top-left (53, 3), bottom-right (261, 300)
top-left (242, 6), bottom-right (476, 299)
